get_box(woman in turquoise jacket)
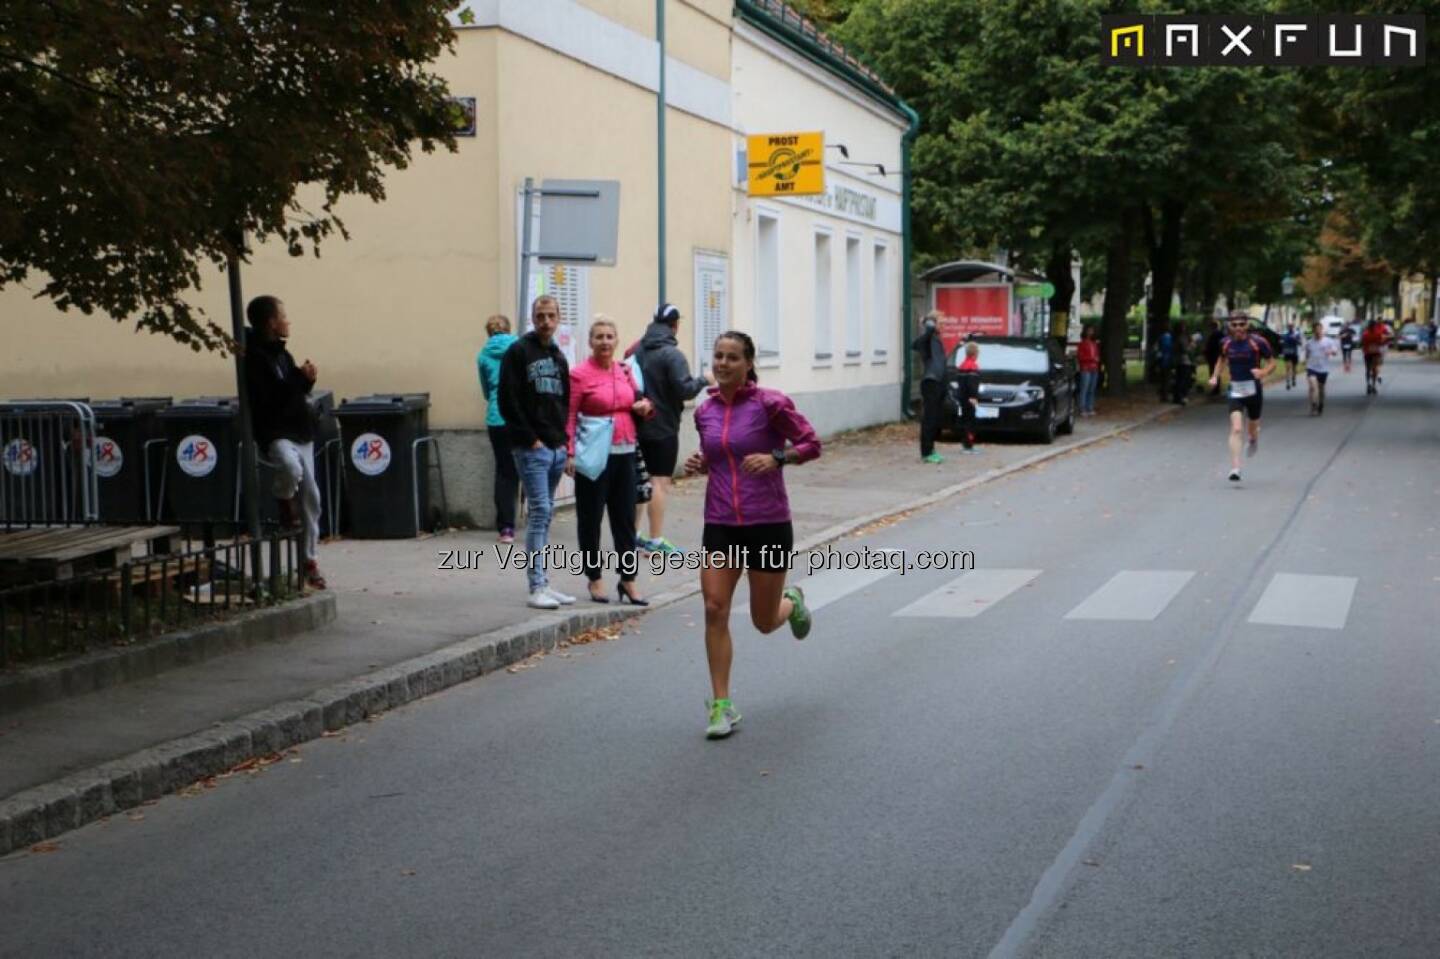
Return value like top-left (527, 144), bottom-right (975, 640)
top-left (478, 314), bottom-right (519, 542)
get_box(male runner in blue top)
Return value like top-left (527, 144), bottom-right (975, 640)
top-left (1207, 312), bottom-right (1276, 482)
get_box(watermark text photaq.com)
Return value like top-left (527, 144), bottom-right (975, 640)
top-left (1102, 14), bottom-right (1425, 67)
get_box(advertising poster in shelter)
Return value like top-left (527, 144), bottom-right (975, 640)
top-left (931, 285), bottom-right (1012, 356)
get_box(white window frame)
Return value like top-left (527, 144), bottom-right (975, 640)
top-left (754, 208), bottom-right (782, 366)
top-left (813, 226), bottom-right (834, 367)
top-left (872, 240), bottom-right (890, 364)
top-left (844, 233), bottom-right (864, 364)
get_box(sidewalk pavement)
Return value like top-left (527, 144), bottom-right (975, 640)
top-left (0, 391), bottom-right (1178, 848)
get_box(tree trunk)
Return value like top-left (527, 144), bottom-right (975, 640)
top-left (1143, 199), bottom-right (1185, 382)
top-left (1046, 242), bottom-right (1076, 345)
top-left (1202, 260), bottom-right (1219, 320)
top-left (1101, 210), bottom-right (1135, 396)
top-left (1391, 274), bottom-right (1403, 323)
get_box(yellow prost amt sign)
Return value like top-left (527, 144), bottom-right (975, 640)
top-left (746, 132), bottom-right (825, 196)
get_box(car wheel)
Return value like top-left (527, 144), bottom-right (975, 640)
top-left (1057, 393), bottom-right (1075, 435)
top-left (1036, 402), bottom-right (1056, 444)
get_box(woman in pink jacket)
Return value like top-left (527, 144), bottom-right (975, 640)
top-left (565, 317), bottom-right (654, 604)
top-left (683, 330), bottom-right (822, 739)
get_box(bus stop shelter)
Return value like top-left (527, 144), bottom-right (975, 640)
top-left (919, 260), bottom-right (1055, 358)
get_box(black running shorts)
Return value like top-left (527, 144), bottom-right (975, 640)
top-left (1227, 388), bottom-right (1263, 420)
top-left (702, 522), bottom-right (794, 572)
top-left (638, 435), bottom-right (679, 478)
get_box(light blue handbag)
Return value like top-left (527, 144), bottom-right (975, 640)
top-left (574, 413), bottom-right (614, 481)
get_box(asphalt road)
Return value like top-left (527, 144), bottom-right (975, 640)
top-left (3, 357), bottom-right (1437, 959)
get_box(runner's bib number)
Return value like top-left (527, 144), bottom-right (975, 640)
top-left (1230, 380), bottom-right (1257, 399)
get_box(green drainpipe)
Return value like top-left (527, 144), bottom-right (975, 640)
top-left (732, 0), bottom-right (920, 420)
top-left (898, 102), bottom-right (919, 420)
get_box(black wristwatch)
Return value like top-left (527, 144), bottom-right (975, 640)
top-left (771, 448), bottom-right (786, 467)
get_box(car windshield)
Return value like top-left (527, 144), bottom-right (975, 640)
top-left (955, 343), bottom-right (1050, 373)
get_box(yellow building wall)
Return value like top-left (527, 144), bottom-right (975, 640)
top-left (0, 15), bottom-right (733, 432)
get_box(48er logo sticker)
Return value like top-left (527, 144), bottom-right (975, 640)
top-left (176, 434), bottom-right (218, 478)
top-left (3, 438), bottom-right (38, 477)
top-left (352, 433), bottom-right (392, 476)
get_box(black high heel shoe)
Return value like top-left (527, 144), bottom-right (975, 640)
top-left (616, 583), bottom-right (649, 606)
top-left (588, 584), bottom-right (610, 604)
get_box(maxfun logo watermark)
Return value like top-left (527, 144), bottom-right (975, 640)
top-left (1103, 14), bottom-right (1425, 67)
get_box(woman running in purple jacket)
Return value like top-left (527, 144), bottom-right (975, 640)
top-left (683, 331), bottom-right (822, 739)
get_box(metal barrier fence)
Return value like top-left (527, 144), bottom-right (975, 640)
top-left (0, 401), bottom-right (100, 526)
top-left (0, 525), bottom-right (300, 667)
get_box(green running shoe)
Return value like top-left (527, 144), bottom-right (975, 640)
top-left (784, 585), bottom-right (811, 640)
top-left (922, 452), bottom-right (945, 464)
top-left (653, 537), bottom-right (682, 554)
top-left (706, 698), bottom-right (741, 739)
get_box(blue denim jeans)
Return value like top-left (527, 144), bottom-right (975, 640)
top-left (513, 445), bottom-right (566, 592)
top-left (1077, 370), bottom-right (1099, 413)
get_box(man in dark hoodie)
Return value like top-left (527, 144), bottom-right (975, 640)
top-left (633, 303), bottom-right (712, 553)
top-left (243, 295), bottom-right (325, 590)
top-left (911, 311), bottom-right (948, 464)
top-left (498, 295), bottom-right (573, 609)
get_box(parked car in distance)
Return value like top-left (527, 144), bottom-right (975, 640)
top-left (943, 336), bottom-right (1075, 444)
top-left (1320, 315), bottom-right (1346, 337)
top-left (1395, 323), bottom-right (1422, 350)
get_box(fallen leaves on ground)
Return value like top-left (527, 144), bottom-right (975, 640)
top-left (29, 842), bottom-right (61, 854)
top-left (848, 510), bottom-right (915, 538)
top-left (566, 624), bottom-right (623, 646)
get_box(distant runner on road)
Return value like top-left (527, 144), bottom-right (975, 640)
top-left (1280, 323), bottom-right (1300, 390)
top-left (1361, 319), bottom-right (1391, 395)
top-left (1303, 320), bottom-right (1338, 416)
top-left (1208, 312), bottom-right (1275, 483)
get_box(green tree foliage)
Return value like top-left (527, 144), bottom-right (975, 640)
top-left (1300, 0), bottom-right (1440, 285)
top-left (0, 2), bottom-right (471, 350)
top-left (837, 0), bottom-right (1320, 390)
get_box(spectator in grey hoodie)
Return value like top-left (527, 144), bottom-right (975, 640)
top-left (632, 303), bottom-right (713, 553)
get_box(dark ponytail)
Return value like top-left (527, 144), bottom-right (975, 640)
top-left (715, 330), bottom-right (759, 383)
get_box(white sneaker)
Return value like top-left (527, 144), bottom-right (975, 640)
top-left (527, 589), bottom-right (560, 610)
top-left (1228, 469), bottom-right (1242, 482)
top-left (544, 586), bottom-right (576, 605)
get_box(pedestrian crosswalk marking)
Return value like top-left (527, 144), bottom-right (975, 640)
top-left (1064, 570), bottom-right (1196, 621)
top-left (894, 569), bottom-right (1042, 619)
top-left (1247, 573), bottom-right (1357, 630)
top-left (732, 565), bottom-right (892, 618)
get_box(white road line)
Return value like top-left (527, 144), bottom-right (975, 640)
top-left (1064, 570), bottom-right (1196, 621)
top-left (1247, 573), bottom-right (1357, 630)
top-left (894, 569), bottom-right (1041, 619)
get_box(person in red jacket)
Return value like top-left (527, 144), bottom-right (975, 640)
top-left (1076, 326), bottom-right (1100, 416)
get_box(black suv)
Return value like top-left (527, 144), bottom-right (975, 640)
top-left (942, 336), bottom-right (1076, 444)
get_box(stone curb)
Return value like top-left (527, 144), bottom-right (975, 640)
top-left (0, 404), bottom-right (1178, 858)
top-left (0, 593), bottom-right (338, 716)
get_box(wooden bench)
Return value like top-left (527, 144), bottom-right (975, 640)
top-left (0, 525), bottom-right (181, 584)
